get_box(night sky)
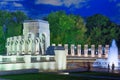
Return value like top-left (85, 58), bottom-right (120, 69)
top-left (0, 0), bottom-right (120, 24)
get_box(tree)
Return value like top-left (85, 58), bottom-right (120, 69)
top-left (0, 10), bottom-right (29, 54)
top-left (86, 14), bottom-right (120, 47)
top-left (47, 11), bottom-right (87, 46)
top-left (86, 14), bottom-right (110, 33)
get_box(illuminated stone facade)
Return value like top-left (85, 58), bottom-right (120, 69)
top-left (6, 20), bottom-right (50, 55)
top-left (0, 20), bottom-right (67, 71)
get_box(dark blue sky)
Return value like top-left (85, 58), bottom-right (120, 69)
top-left (0, 0), bottom-right (120, 24)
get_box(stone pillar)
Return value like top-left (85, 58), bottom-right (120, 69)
top-left (6, 38), bottom-right (10, 55)
top-left (14, 36), bottom-right (17, 55)
top-left (84, 45), bottom-right (88, 57)
top-left (0, 56), bottom-right (2, 62)
top-left (21, 39), bottom-right (25, 54)
top-left (24, 55), bottom-right (31, 63)
top-left (105, 45), bottom-right (109, 58)
top-left (9, 38), bottom-right (12, 55)
top-left (91, 45), bottom-right (95, 57)
top-left (40, 42), bottom-right (44, 55)
top-left (36, 55), bottom-right (41, 61)
top-left (18, 36), bottom-right (22, 55)
top-left (55, 47), bottom-right (66, 70)
top-left (46, 55), bottom-right (50, 61)
top-left (11, 38), bottom-right (15, 55)
top-left (10, 56), bottom-right (16, 62)
top-left (64, 44), bottom-right (68, 56)
top-left (16, 40), bottom-right (20, 55)
top-left (35, 38), bottom-right (40, 55)
top-left (58, 44), bottom-right (62, 46)
top-left (28, 39), bottom-right (32, 54)
top-left (32, 39), bottom-right (35, 55)
top-left (52, 44), bottom-right (56, 46)
top-left (24, 55), bottom-right (31, 68)
top-left (98, 45), bottom-right (102, 58)
top-left (71, 44), bottom-right (75, 56)
top-left (77, 45), bottom-right (81, 56)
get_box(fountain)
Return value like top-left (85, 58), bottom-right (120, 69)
top-left (93, 39), bottom-right (119, 69)
top-left (107, 39), bottom-right (118, 68)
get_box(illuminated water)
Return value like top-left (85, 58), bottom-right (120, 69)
top-left (93, 39), bottom-right (120, 69)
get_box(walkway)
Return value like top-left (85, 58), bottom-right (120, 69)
top-left (62, 67), bottom-right (120, 80)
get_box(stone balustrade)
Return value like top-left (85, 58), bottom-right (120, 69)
top-left (51, 44), bottom-right (110, 58)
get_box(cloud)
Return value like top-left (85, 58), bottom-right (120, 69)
top-left (109, 0), bottom-right (117, 2)
top-left (13, 2), bottom-right (23, 7)
top-left (35, 0), bottom-right (62, 6)
top-left (0, 0), bottom-right (24, 1)
top-left (63, 0), bottom-right (89, 8)
top-left (116, 3), bottom-right (120, 7)
top-left (35, 0), bottom-right (90, 8)
top-left (0, 2), bottom-right (8, 5)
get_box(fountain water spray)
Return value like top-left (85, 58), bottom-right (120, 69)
top-left (93, 39), bottom-right (119, 69)
top-left (107, 39), bottom-right (118, 68)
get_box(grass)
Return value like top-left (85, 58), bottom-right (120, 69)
top-left (0, 73), bottom-right (83, 80)
top-left (0, 72), bottom-right (120, 80)
top-left (71, 71), bottom-right (120, 77)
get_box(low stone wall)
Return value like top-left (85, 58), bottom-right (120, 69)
top-left (0, 62), bottom-right (56, 71)
top-left (0, 69), bottom-right (39, 75)
top-left (0, 49), bottom-right (67, 71)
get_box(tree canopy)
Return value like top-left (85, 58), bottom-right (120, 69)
top-left (47, 11), bottom-right (87, 46)
top-left (0, 10), bottom-right (29, 54)
top-left (86, 14), bottom-right (120, 46)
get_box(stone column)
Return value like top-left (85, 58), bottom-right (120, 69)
top-left (14, 37), bottom-right (17, 55)
top-left (77, 45), bottom-right (81, 56)
top-left (91, 45), bottom-right (95, 57)
top-left (64, 44), bottom-right (68, 56)
top-left (28, 39), bottom-right (32, 54)
top-left (11, 38), bottom-right (15, 55)
top-left (6, 38), bottom-right (10, 55)
top-left (16, 40), bottom-right (20, 55)
top-left (105, 45), bottom-right (109, 58)
top-left (18, 36), bottom-right (22, 55)
top-left (71, 44), bottom-right (75, 56)
top-left (40, 42), bottom-right (44, 55)
top-left (84, 45), bottom-right (88, 57)
top-left (55, 47), bottom-right (66, 70)
top-left (98, 45), bottom-right (102, 58)
top-left (9, 38), bottom-right (12, 55)
top-left (32, 39), bottom-right (36, 55)
top-left (21, 39), bottom-right (25, 54)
